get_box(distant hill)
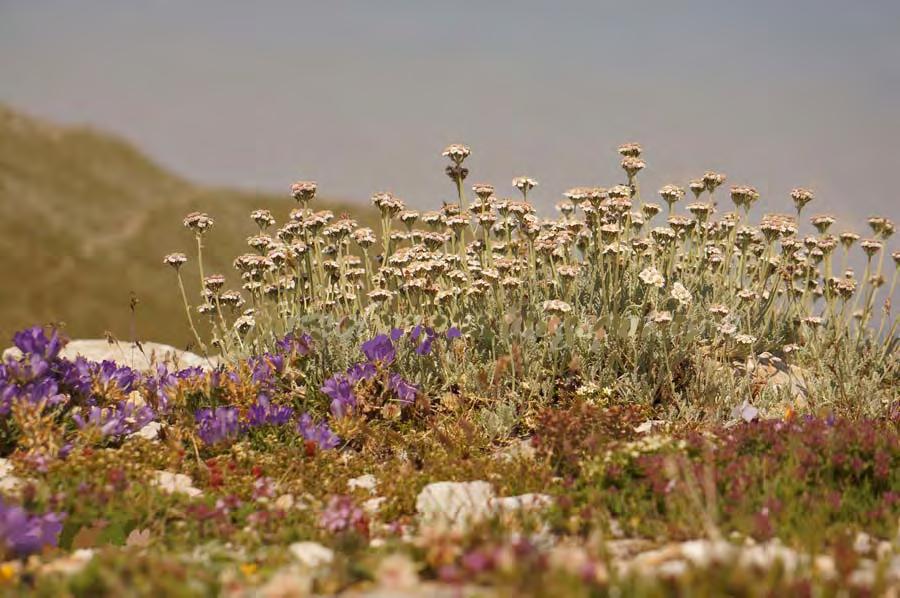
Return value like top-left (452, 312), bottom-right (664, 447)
top-left (0, 105), bottom-right (370, 348)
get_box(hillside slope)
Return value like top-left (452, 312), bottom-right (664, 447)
top-left (0, 105), bottom-right (368, 347)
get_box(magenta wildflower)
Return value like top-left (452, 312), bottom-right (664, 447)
top-left (319, 495), bottom-right (368, 535)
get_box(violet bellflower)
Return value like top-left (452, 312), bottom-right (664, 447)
top-left (0, 499), bottom-right (65, 558)
top-left (73, 401), bottom-right (155, 439)
top-left (247, 394), bottom-right (294, 427)
top-left (321, 375), bottom-right (356, 418)
top-left (196, 406), bottom-right (241, 445)
top-left (275, 331), bottom-right (313, 356)
top-left (12, 326), bottom-right (64, 362)
top-left (297, 413), bottom-right (340, 450)
top-left (388, 374), bottom-right (418, 404)
top-left (361, 335), bottom-right (395, 365)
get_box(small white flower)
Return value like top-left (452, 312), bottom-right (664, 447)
top-left (639, 267), bottom-right (665, 288)
top-left (670, 282), bottom-right (692, 306)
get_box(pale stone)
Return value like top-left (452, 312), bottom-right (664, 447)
top-left (40, 549), bottom-right (95, 575)
top-left (348, 474), bottom-right (377, 493)
top-left (3, 339), bottom-right (218, 372)
top-left (489, 493), bottom-right (553, 513)
top-left (289, 541), bottom-right (334, 569)
top-left (152, 471), bottom-right (202, 497)
top-left (0, 458), bottom-right (24, 493)
top-left (374, 553), bottom-right (420, 591)
top-left (274, 494), bottom-right (295, 511)
top-left (363, 497), bottom-right (386, 515)
top-left (130, 421), bottom-right (162, 441)
top-left (415, 481), bottom-right (495, 531)
top-left (257, 567), bottom-right (313, 597)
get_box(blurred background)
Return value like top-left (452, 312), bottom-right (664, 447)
top-left (1, 0), bottom-right (898, 347)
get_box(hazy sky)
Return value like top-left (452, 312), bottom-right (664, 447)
top-left (1, 0), bottom-right (899, 228)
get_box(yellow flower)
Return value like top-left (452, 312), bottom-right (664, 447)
top-left (239, 563), bottom-right (258, 577)
top-left (0, 562), bottom-right (19, 583)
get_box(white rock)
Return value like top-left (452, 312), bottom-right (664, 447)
top-left (274, 494), bottom-right (295, 511)
top-left (416, 481), bottom-right (495, 531)
top-left (130, 421), bottom-right (162, 441)
top-left (0, 458), bottom-right (24, 493)
top-left (257, 567), bottom-right (313, 597)
top-left (152, 471), bottom-right (202, 497)
top-left (348, 473), bottom-right (378, 493)
top-left (489, 493), bottom-right (553, 513)
top-left (679, 540), bottom-right (735, 567)
top-left (374, 552), bottom-right (420, 591)
top-left (363, 496), bottom-right (386, 515)
top-left (737, 541), bottom-right (801, 573)
top-left (289, 541), bottom-right (334, 568)
top-left (3, 340), bottom-right (218, 372)
top-left (657, 559), bottom-right (689, 578)
top-left (40, 549), bottom-right (95, 575)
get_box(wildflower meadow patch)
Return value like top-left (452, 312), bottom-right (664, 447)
top-left (0, 142), bottom-right (897, 595)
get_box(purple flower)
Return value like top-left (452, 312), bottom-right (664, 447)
top-left (94, 360), bottom-right (139, 393)
top-left (12, 326), bottom-right (64, 362)
top-left (196, 406), bottom-right (241, 445)
top-left (446, 327), bottom-right (462, 340)
top-left (389, 374), bottom-right (418, 404)
top-left (73, 401), bottom-right (155, 439)
top-left (175, 366), bottom-right (206, 381)
top-left (297, 413), bottom-right (340, 450)
top-left (55, 357), bottom-right (93, 397)
top-left (144, 364), bottom-right (178, 412)
top-left (410, 325), bottom-right (424, 341)
top-left (321, 375), bottom-right (356, 418)
top-left (275, 332), bottom-right (313, 356)
top-left (0, 499), bottom-right (65, 557)
top-left (0, 374), bottom-right (67, 416)
top-left (361, 335), bottom-right (395, 365)
top-left (414, 337), bottom-right (434, 355)
top-left (390, 328), bottom-right (404, 342)
top-left (247, 394), bottom-right (294, 427)
top-left (346, 362), bottom-right (376, 384)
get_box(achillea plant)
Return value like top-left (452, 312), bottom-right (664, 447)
top-left (164, 144), bottom-right (896, 423)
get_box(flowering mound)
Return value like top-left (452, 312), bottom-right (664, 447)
top-left (0, 142), bottom-right (897, 594)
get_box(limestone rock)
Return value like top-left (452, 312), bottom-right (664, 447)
top-left (3, 339), bottom-right (218, 371)
top-left (415, 481), bottom-right (552, 531)
top-left (416, 481), bottom-right (495, 530)
top-left (746, 352), bottom-right (809, 404)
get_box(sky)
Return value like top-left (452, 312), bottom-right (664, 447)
top-left (1, 0), bottom-right (899, 229)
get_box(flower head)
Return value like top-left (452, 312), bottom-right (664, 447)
top-left (361, 335), bottom-right (396, 365)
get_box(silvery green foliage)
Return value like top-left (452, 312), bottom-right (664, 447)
top-left (169, 144), bottom-right (897, 423)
